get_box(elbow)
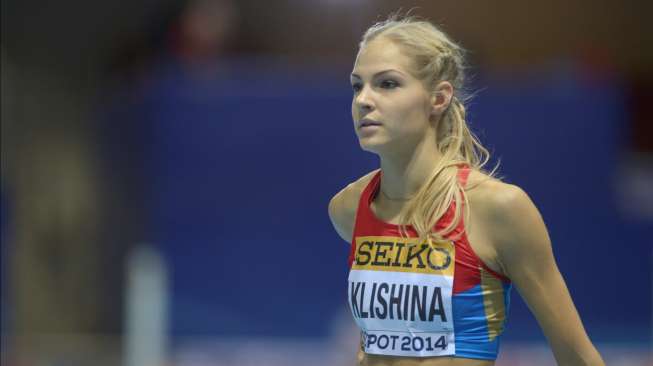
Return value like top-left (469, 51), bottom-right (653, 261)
top-left (579, 352), bottom-right (605, 366)
top-left (584, 351), bottom-right (605, 366)
top-left (555, 347), bottom-right (605, 366)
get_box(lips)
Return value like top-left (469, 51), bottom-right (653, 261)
top-left (359, 118), bottom-right (382, 128)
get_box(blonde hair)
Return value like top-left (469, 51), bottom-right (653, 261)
top-left (359, 14), bottom-right (496, 243)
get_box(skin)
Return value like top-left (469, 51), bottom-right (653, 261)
top-left (328, 36), bottom-right (605, 366)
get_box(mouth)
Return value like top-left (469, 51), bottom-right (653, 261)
top-left (358, 118), bottom-right (382, 128)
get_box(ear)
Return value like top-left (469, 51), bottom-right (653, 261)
top-left (430, 81), bottom-right (454, 116)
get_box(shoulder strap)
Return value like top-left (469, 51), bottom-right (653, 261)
top-left (435, 164), bottom-right (471, 232)
top-left (457, 164), bottom-right (471, 188)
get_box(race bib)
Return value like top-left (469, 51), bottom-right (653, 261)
top-left (348, 236), bottom-right (455, 357)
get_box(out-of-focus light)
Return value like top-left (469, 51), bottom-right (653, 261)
top-left (124, 245), bottom-right (169, 366)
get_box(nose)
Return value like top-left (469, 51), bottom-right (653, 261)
top-left (354, 85), bottom-right (374, 112)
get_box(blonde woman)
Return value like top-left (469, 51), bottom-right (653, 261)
top-left (328, 15), bottom-right (605, 366)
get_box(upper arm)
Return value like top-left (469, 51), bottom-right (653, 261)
top-left (328, 170), bottom-right (379, 243)
top-left (328, 184), bottom-right (356, 242)
top-left (490, 186), bottom-right (604, 365)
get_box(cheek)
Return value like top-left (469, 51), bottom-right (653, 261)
top-left (392, 96), bottom-right (430, 124)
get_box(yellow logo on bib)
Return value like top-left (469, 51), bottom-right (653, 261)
top-left (352, 236), bottom-right (454, 276)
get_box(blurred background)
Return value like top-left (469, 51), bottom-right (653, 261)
top-left (1, 0), bottom-right (652, 365)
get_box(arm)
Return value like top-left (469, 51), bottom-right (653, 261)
top-left (328, 183), bottom-right (356, 242)
top-left (491, 185), bottom-right (605, 366)
top-left (328, 171), bottom-right (379, 365)
top-left (328, 170), bottom-right (379, 243)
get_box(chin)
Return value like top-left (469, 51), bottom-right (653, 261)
top-left (358, 137), bottom-right (390, 155)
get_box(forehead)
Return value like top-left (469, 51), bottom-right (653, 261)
top-left (352, 37), bottom-right (416, 78)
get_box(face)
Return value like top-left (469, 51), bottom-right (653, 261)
top-left (350, 37), bottom-right (436, 155)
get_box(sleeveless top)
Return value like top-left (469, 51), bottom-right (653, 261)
top-left (347, 167), bottom-right (512, 360)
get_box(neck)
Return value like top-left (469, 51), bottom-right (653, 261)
top-left (379, 136), bottom-right (443, 200)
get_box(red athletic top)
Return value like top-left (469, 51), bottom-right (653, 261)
top-left (346, 166), bottom-right (512, 359)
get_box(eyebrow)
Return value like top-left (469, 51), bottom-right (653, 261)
top-left (350, 69), bottom-right (406, 79)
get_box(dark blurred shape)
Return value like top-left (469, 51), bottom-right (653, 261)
top-left (172, 0), bottom-right (238, 65)
top-left (1, 0), bottom-right (181, 364)
top-left (629, 79), bottom-right (653, 153)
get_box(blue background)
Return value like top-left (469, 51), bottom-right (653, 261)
top-left (134, 62), bottom-right (651, 344)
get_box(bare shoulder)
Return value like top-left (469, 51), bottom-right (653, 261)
top-left (463, 170), bottom-right (535, 274)
top-left (465, 170), bottom-right (604, 364)
top-left (465, 170), bottom-right (548, 265)
top-left (465, 169), bottom-right (534, 223)
top-left (328, 169), bottom-right (380, 243)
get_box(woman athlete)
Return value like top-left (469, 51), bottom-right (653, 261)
top-left (328, 16), bottom-right (605, 366)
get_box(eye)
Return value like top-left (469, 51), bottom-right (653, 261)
top-left (380, 79), bottom-right (399, 89)
top-left (351, 82), bottom-right (362, 93)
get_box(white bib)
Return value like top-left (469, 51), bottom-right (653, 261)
top-left (348, 236), bottom-right (456, 357)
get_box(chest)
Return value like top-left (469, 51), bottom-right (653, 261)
top-left (369, 199), bottom-right (502, 276)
